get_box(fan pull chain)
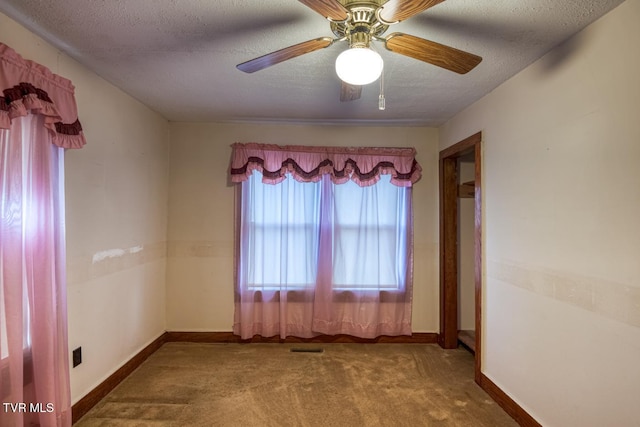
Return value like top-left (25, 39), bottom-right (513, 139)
top-left (378, 69), bottom-right (386, 110)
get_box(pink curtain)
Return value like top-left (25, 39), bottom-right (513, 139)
top-left (1, 42), bottom-right (85, 427)
top-left (229, 142), bottom-right (421, 187)
top-left (0, 115), bottom-right (71, 426)
top-left (231, 143), bottom-right (419, 340)
top-left (1, 43), bottom-right (85, 149)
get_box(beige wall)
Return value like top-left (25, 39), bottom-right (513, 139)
top-left (440, 0), bottom-right (640, 425)
top-left (166, 122), bottom-right (440, 332)
top-left (0, 13), bottom-right (170, 404)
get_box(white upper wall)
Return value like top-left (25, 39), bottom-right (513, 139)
top-left (0, 12), bottom-right (170, 404)
top-left (440, 0), bottom-right (640, 425)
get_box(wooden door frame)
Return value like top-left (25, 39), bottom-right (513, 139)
top-left (438, 131), bottom-right (482, 383)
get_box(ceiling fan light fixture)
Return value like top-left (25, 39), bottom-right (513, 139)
top-left (335, 47), bottom-right (383, 86)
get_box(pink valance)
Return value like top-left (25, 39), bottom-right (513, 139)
top-left (1, 42), bottom-right (86, 149)
top-left (229, 142), bottom-right (422, 187)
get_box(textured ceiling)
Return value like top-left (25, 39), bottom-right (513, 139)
top-left (0, 0), bottom-right (626, 126)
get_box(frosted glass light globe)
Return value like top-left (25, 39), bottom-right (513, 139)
top-left (335, 47), bottom-right (383, 86)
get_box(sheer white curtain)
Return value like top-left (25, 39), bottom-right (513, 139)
top-left (243, 172), bottom-right (321, 290)
top-left (331, 177), bottom-right (409, 290)
top-left (234, 171), bottom-right (413, 339)
top-left (0, 114), bottom-right (71, 426)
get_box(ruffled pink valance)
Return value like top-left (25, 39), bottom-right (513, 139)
top-left (229, 142), bottom-right (422, 187)
top-left (1, 42), bottom-right (86, 149)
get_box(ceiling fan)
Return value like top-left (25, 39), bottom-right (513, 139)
top-left (236, 0), bottom-right (482, 102)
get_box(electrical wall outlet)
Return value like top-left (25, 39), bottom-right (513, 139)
top-left (72, 347), bottom-right (82, 367)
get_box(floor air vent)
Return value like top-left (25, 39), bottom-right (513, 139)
top-left (290, 348), bottom-right (324, 353)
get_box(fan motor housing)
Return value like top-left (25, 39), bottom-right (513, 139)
top-left (330, 2), bottom-right (389, 40)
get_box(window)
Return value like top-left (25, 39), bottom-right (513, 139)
top-left (231, 142), bottom-right (419, 339)
top-left (331, 176), bottom-right (409, 290)
top-left (241, 171), bottom-right (409, 292)
top-left (243, 171), bottom-right (321, 289)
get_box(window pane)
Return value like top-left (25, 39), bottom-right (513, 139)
top-left (242, 172), bottom-right (321, 288)
top-left (332, 175), bottom-right (408, 289)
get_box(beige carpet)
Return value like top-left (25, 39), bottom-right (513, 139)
top-left (75, 342), bottom-right (517, 426)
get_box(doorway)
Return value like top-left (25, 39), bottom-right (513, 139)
top-left (438, 132), bottom-right (482, 383)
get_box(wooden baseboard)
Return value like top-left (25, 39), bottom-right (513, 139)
top-left (71, 332), bottom-right (168, 424)
top-left (477, 373), bottom-right (541, 427)
top-left (165, 331), bottom-right (439, 344)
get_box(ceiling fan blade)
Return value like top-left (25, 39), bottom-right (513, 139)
top-left (340, 82), bottom-right (362, 102)
top-left (298, 0), bottom-right (349, 21)
top-left (237, 37), bottom-right (333, 73)
top-left (378, 0), bottom-right (445, 23)
top-left (385, 33), bottom-right (482, 74)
